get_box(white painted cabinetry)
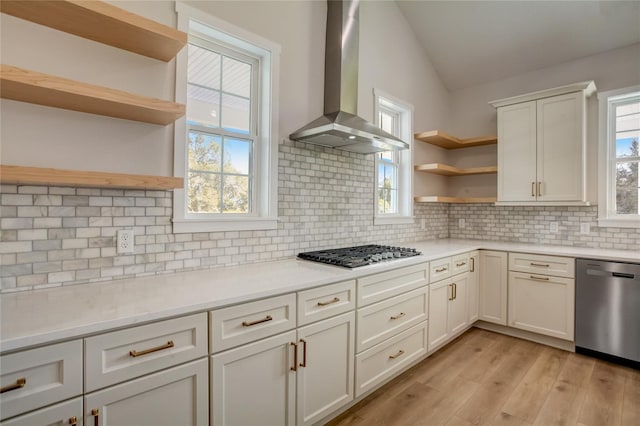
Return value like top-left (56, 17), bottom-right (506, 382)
top-left (467, 251), bottom-right (480, 323)
top-left (508, 253), bottom-right (575, 341)
top-left (492, 81), bottom-right (596, 205)
top-left (428, 271), bottom-right (469, 352)
top-left (0, 398), bottom-right (83, 426)
top-left (478, 250), bottom-right (508, 325)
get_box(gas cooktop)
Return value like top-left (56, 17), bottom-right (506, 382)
top-left (297, 244), bottom-right (421, 268)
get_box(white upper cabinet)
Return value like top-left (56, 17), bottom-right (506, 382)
top-left (491, 81), bottom-right (596, 205)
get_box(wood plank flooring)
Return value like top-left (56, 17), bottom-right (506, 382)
top-left (327, 328), bottom-right (640, 426)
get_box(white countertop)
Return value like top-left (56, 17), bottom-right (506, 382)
top-left (1, 239), bottom-right (638, 353)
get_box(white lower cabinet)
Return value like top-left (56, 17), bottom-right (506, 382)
top-left (84, 359), bottom-right (208, 426)
top-left (479, 250), bottom-right (508, 325)
top-left (467, 251), bottom-right (480, 323)
top-left (0, 397), bottom-right (83, 426)
top-left (428, 273), bottom-right (468, 352)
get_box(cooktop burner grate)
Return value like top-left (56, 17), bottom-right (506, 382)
top-left (297, 244), bottom-right (421, 268)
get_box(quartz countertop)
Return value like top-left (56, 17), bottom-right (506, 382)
top-left (1, 239), bottom-right (638, 353)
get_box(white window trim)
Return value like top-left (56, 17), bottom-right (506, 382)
top-left (373, 88), bottom-right (414, 226)
top-left (173, 3), bottom-right (280, 233)
top-left (597, 85), bottom-right (640, 228)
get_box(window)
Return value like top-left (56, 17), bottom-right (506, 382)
top-left (598, 86), bottom-right (640, 228)
top-left (373, 89), bottom-right (413, 225)
top-left (173, 4), bottom-right (280, 232)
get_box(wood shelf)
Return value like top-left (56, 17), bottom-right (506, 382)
top-left (414, 163), bottom-right (497, 176)
top-left (0, 165), bottom-right (184, 190)
top-left (0, 65), bottom-right (185, 125)
top-left (0, 0), bottom-right (187, 62)
top-left (414, 196), bottom-right (497, 204)
top-left (414, 130), bottom-right (497, 149)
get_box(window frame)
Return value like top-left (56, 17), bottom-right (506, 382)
top-left (372, 89), bottom-right (414, 225)
top-left (597, 85), bottom-right (640, 228)
top-left (173, 3), bottom-right (280, 233)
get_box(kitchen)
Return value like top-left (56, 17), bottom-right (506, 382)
top-left (1, 0), bottom-right (639, 425)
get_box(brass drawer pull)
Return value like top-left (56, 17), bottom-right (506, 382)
top-left (538, 182), bottom-right (542, 197)
top-left (448, 284), bottom-right (454, 301)
top-left (0, 378), bottom-right (26, 393)
top-left (91, 408), bottom-right (100, 426)
top-left (388, 349), bottom-right (405, 360)
top-left (456, 262), bottom-right (466, 267)
top-left (470, 257), bottom-right (475, 272)
top-left (390, 312), bottom-right (406, 320)
top-left (530, 262), bottom-right (550, 267)
top-left (290, 342), bottom-right (298, 371)
top-left (435, 267), bottom-right (448, 273)
top-left (129, 340), bottom-right (174, 357)
top-left (242, 315), bottom-right (273, 327)
top-left (317, 297), bottom-right (340, 306)
top-left (531, 182), bottom-right (535, 197)
top-left (529, 275), bottom-right (550, 281)
top-left (69, 416), bottom-right (78, 426)
top-left (300, 339), bottom-right (307, 367)
top-left (453, 283), bottom-right (457, 300)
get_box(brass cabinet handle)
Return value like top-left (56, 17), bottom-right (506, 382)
top-left (68, 416), bottom-right (78, 426)
top-left (529, 275), bottom-right (550, 281)
top-left (530, 262), bottom-right (550, 267)
top-left (317, 297), bottom-right (340, 307)
top-left (470, 257), bottom-right (475, 272)
top-left (448, 284), bottom-right (454, 301)
top-left (129, 340), bottom-right (174, 357)
top-left (435, 267), bottom-right (448, 273)
top-left (456, 262), bottom-right (466, 267)
top-left (453, 283), bottom-right (457, 300)
top-left (388, 349), bottom-right (405, 360)
top-left (300, 339), bottom-right (307, 367)
top-left (290, 342), bottom-right (298, 371)
top-left (0, 377), bottom-right (26, 393)
top-left (390, 312), bottom-right (406, 320)
top-left (538, 182), bottom-right (542, 197)
top-left (242, 315), bottom-right (273, 327)
top-left (91, 408), bottom-right (100, 426)
top-left (531, 182), bottom-right (535, 197)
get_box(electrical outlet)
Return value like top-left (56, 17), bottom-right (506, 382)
top-left (458, 218), bottom-right (465, 228)
top-left (117, 229), bottom-right (134, 254)
top-left (580, 223), bottom-right (591, 234)
top-left (550, 222), bottom-right (559, 233)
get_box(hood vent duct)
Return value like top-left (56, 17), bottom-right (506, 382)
top-left (289, 0), bottom-right (409, 153)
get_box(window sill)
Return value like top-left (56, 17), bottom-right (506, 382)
top-left (598, 217), bottom-right (640, 229)
top-left (373, 216), bottom-right (415, 226)
top-left (172, 217), bottom-right (278, 233)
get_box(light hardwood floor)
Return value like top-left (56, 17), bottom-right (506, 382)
top-left (328, 328), bottom-right (640, 426)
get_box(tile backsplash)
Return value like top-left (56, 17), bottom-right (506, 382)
top-left (0, 140), bottom-right (448, 293)
top-left (449, 204), bottom-right (640, 250)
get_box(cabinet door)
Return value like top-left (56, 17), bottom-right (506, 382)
top-left (536, 92), bottom-right (585, 202)
top-left (497, 101), bottom-right (537, 201)
top-left (296, 312), bottom-right (355, 426)
top-left (428, 278), bottom-right (452, 351)
top-left (467, 252), bottom-right (480, 323)
top-left (508, 272), bottom-right (575, 341)
top-left (211, 330), bottom-right (296, 426)
top-left (448, 273), bottom-right (468, 336)
top-left (84, 359), bottom-right (208, 426)
top-left (1, 397), bottom-right (82, 426)
top-left (479, 251), bottom-right (508, 325)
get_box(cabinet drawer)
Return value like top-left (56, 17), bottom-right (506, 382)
top-left (357, 263), bottom-right (428, 307)
top-left (210, 293), bottom-right (296, 353)
top-left (0, 340), bottom-right (82, 420)
top-left (430, 257), bottom-right (452, 282)
top-left (85, 313), bottom-right (207, 392)
top-left (357, 287), bottom-right (428, 352)
top-left (355, 321), bottom-right (428, 397)
top-left (451, 253), bottom-right (470, 275)
top-left (0, 397), bottom-right (82, 426)
top-left (509, 252), bottom-right (575, 278)
top-left (298, 280), bottom-right (355, 326)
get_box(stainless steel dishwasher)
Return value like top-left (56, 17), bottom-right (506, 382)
top-left (576, 259), bottom-right (640, 367)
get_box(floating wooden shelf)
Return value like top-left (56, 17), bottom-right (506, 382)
top-left (414, 163), bottom-right (497, 176)
top-left (414, 130), bottom-right (497, 149)
top-left (0, 0), bottom-right (187, 62)
top-left (0, 65), bottom-right (185, 125)
top-left (0, 165), bottom-right (184, 190)
top-left (414, 196), bottom-right (497, 204)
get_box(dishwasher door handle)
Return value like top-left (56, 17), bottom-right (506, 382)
top-left (612, 272), bottom-right (635, 279)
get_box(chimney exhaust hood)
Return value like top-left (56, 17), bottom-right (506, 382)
top-left (289, 0), bottom-right (409, 153)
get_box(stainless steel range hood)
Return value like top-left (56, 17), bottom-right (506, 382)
top-left (289, 0), bottom-right (409, 153)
